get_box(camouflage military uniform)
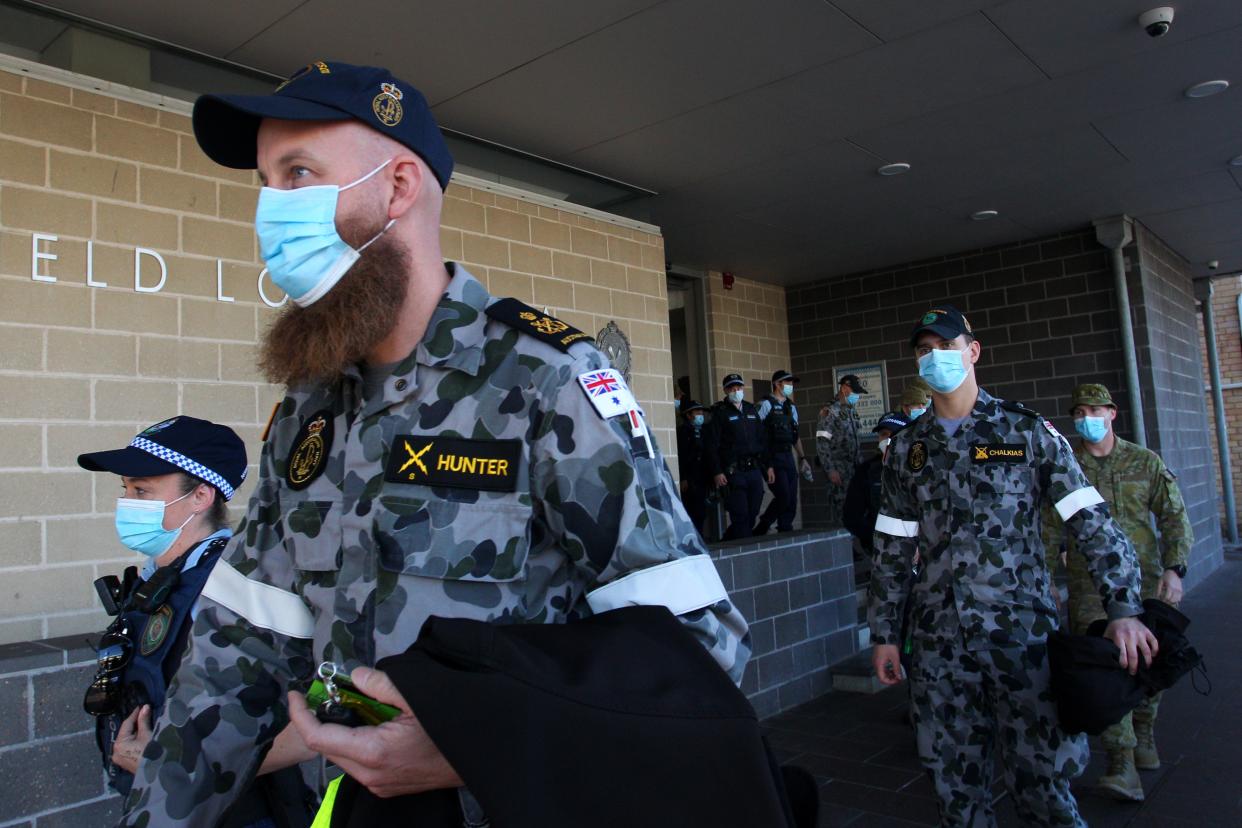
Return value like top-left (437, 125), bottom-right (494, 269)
top-left (816, 400), bottom-right (859, 526)
top-left (119, 264), bottom-right (750, 827)
top-left (870, 389), bottom-right (1142, 827)
top-left (1043, 435), bottom-right (1191, 755)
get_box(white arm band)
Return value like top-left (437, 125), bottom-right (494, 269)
top-left (200, 559), bottom-right (316, 639)
top-left (875, 513), bottom-right (919, 538)
top-left (1054, 486), bottom-right (1105, 522)
top-left (586, 554), bottom-right (727, 616)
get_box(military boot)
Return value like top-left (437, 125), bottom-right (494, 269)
top-left (1097, 748), bottom-right (1144, 801)
top-left (1133, 720), bottom-right (1160, 770)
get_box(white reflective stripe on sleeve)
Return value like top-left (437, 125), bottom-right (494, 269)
top-left (586, 554), bottom-right (727, 616)
top-left (875, 513), bottom-right (919, 538)
top-left (815, 430), bottom-right (831, 440)
top-left (199, 559), bottom-right (315, 639)
top-left (1054, 485), bottom-right (1105, 522)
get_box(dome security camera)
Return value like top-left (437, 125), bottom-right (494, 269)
top-left (1138, 7), bottom-right (1174, 38)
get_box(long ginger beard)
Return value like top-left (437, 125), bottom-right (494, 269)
top-left (259, 222), bottom-right (411, 387)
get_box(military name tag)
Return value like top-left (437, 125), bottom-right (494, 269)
top-left (908, 440), bottom-right (927, 471)
top-left (384, 436), bottom-right (522, 492)
top-left (287, 410), bottom-right (334, 491)
top-left (972, 444), bottom-right (1027, 463)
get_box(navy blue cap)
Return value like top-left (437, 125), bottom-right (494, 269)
top-left (873, 411), bottom-right (911, 435)
top-left (771, 369), bottom-right (799, 384)
top-left (839, 374), bottom-right (868, 394)
top-left (682, 399), bottom-right (707, 413)
top-left (910, 305), bottom-right (973, 346)
top-left (77, 416), bottom-right (248, 501)
top-left (722, 373), bottom-right (745, 388)
top-left (192, 61), bottom-right (454, 190)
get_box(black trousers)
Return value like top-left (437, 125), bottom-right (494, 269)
top-left (723, 468), bottom-right (765, 540)
top-left (757, 450), bottom-right (798, 532)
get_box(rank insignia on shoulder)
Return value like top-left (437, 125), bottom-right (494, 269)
top-left (972, 444), bottom-right (1027, 463)
top-left (485, 298), bottom-right (593, 353)
top-left (578, 368), bottom-right (640, 420)
top-left (1040, 417), bottom-right (1064, 440)
top-left (384, 436), bottom-right (521, 492)
top-left (286, 410), bottom-right (333, 491)
top-left (908, 440), bottom-right (928, 471)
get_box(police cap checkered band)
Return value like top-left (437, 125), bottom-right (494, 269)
top-left (130, 437), bottom-right (235, 500)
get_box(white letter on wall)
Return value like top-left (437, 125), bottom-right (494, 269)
top-left (31, 233), bottom-right (57, 282)
top-left (134, 248), bottom-right (167, 293)
top-left (86, 240), bottom-right (107, 287)
top-left (257, 268), bottom-right (288, 309)
top-left (216, 260), bottom-right (235, 303)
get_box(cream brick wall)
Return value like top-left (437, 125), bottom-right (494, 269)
top-left (0, 68), bottom-right (670, 644)
top-left (703, 270), bottom-right (792, 395)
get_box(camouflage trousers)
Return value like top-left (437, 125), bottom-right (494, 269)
top-left (824, 472), bottom-right (850, 527)
top-left (909, 637), bottom-right (1089, 828)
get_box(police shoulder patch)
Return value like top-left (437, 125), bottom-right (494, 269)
top-left (485, 298), bottom-right (593, 353)
top-left (577, 368), bottom-right (639, 420)
top-left (140, 604), bottom-right (174, 656)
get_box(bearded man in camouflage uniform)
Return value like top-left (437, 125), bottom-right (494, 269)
top-left (1043, 383), bottom-right (1192, 802)
top-left (869, 306), bottom-right (1158, 828)
top-left (816, 374), bottom-right (867, 526)
top-left (117, 62), bottom-right (748, 828)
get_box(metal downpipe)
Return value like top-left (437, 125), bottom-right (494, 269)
top-left (1109, 246), bottom-right (1148, 447)
top-left (1200, 279), bottom-right (1239, 543)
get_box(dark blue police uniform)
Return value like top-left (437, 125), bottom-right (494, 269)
top-left (704, 396), bottom-right (768, 540)
top-left (755, 395), bottom-right (800, 534)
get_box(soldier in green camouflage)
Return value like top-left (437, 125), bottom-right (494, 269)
top-left (870, 306), bottom-right (1158, 828)
top-left (1043, 382), bottom-right (1192, 802)
top-left (816, 374), bottom-right (867, 526)
top-left (118, 62), bottom-right (748, 827)
top-left (899, 378), bottom-right (931, 420)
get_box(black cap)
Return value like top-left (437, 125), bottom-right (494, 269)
top-left (193, 61), bottom-right (454, 190)
top-left (682, 399), bottom-right (707, 413)
top-left (839, 374), bottom-right (868, 394)
top-left (78, 416), bottom-right (248, 501)
top-left (910, 305), bottom-right (973, 346)
top-left (722, 373), bottom-right (745, 388)
top-left (873, 411), bottom-right (911, 435)
top-left (771, 369), bottom-right (799, 384)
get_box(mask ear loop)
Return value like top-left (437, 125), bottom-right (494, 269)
top-left (340, 157), bottom-right (400, 253)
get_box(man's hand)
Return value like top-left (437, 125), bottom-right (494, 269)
top-left (714, 473), bottom-right (728, 488)
top-left (872, 644), bottom-right (904, 686)
top-left (1104, 617), bottom-right (1159, 675)
top-left (1157, 569), bottom-right (1183, 605)
top-left (766, 467), bottom-right (775, 485)
top-left (828, 470), bottom-right (843, 486)
top-left (288, 666), bottom-right (463, 798)
top-left (818, 406), bottom-right (830, 419)
top-left (111, 704), bottom-right (152, 774)
top-left (799, 458), bottom-right (811, 477)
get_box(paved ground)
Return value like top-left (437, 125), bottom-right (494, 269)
top-left (764, 552), bottom-right (1242, 827)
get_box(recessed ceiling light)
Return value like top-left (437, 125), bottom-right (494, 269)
top-left (971, 210), bottom-right (999, 221)
top-left (1230, 154), bottom-right (1242, 167)
top-left (1185, 79), bottom-right (1230, 98)
top-left (877, 162), bottom-right (911, 176)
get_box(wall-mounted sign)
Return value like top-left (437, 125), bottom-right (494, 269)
top-left (833, 362), bottom-right (888, 435)
top-left (596, 320), bottom-right (632, 384)
top-left (21, 231), bottom-right (288, 308)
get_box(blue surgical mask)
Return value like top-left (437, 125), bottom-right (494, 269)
top-left (909, 407), bottom-right (927, 420)
top-left (255, 158), bottom-right (396, 307)
top-left (728, 389), bottom-right (744, 403)
top-left (919, 348), bottom-right (968, 394)
top-left (674, 399), bottom-right (681, 410)
top-left (782, 383), bottom-right (794, 397)
top-left (846, 393), bottom-right (860, 406)
top-left (692, 414), bottom-right (705, 427)
top-left (1075, 416), bottom-right (1109, 443)
top-left (114, 490), bottom-right (195, 558)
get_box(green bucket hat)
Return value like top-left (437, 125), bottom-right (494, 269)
top-left (1069, 383), bottom-right (1116, 413)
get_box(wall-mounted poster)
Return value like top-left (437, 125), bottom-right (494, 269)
top-left (832, 363), bottom-right (888, 435)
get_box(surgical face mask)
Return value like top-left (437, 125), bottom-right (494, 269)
top-left (1075, 416), bottom-right (1109, 443)
top-left (781, 383), bottom-right (794, 397)
top-left (692, 414), bottom-right (705, 427)
top-left (114, 490), bottom-right (195, 558)
top-left (909, 407), bottom-right (927, 420)
top-left (674, 399), bottom-right (681, 410)
top-left (255, 158), bottom-right (396, 307)
top-left (918, 348), bottom-right (969, 394)
top-left (878, 437), bottom-right (892, 453)
top-left (728, 389), bottom-right (744, 403)
top-left (846, 392), bottom-right (860, 406)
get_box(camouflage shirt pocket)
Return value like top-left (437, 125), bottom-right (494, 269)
top-left (374, 495), bottom-right (532, 583)
top-left (279, 496), bottom-right (343, 572)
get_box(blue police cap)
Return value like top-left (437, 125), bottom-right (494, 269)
top-left (77, 416), bottom-right (248, 501)
top-left (872, 411), bottom-right (911, 435)
top-left (192, 60), bottom-right (454, 190)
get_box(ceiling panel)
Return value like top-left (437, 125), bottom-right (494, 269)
top-left (427, 0), bottom-right (876, 156)
top-left (1094, 91), bottom-right (1242, 170)
top-left (1141, 196), bottom-right (1242, 249)
top-left (828, 0), bottom-right (1006, 41)
top-left (42, 0), bottom-right (304, 55)
top-left (225, 0), bottom-right (665, 105)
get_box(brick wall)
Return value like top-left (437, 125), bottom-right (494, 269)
top-left (0, 64), bottom-right (672, 644)
top-left (1198, 274), bottom-right (1242, 538)
top-left (788, 227), bottom-right (1132, 524)
top-left (703, 270), bottom-right (792, 389)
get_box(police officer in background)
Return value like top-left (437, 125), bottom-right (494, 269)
top-left (1043, 383), bottom-right (1193, 802)
top-left (755, 370), bottom-right (813, 535)
top-left (705, 373), bottom-right (773, 540)
top-left (119, 62), bottom-right (748, 828)
top-left (79, 416), bottom-right (313, 826)
top-left (816, 374), bottom-right (867, 526)
top-left (676, 399), bottom-right (712, 537)
top-left (871, 305), bottom-right (1157, 827)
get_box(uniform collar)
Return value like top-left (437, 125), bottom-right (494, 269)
top-left (915, 388), bottom-right (994, 442)
top-left (140, 527), bottom-right (232, 580)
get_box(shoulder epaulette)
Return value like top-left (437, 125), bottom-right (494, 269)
top-left (485, 298), bottom-right (593, 353)
top-left (999, 399), bottom-right (1041, 419)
